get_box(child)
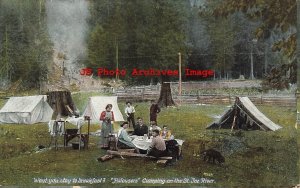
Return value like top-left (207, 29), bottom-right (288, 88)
top-left (160, 125), bottom-right (172, 140)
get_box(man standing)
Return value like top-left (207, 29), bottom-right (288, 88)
top-left (150, 100), bottom-right (161, 123)
top-left (125, 101), bottom-right (135, 128)
top-left (133, 117), bottom-right (148, 136)
top-left (147, 129), bottom-right (167, 158)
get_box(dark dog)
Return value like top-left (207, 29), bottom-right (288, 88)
top-left (201, 149), bottom-right (225, 164)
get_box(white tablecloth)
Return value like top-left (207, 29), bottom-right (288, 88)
top-left (65, 116), bottom-right (85, 129)
top-left (131, 136), bottom-right (184, 150)
top-left (132, 136), bottom-right (152, 150)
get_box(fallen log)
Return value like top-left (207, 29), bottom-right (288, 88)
top-left (157, 159), bottom-right (168, 167)
top-left (117, 149), bottom-right (135, 153)
top-left (97, 155), bottom-right (114, 162)
top-left (107, 150), bottom-right (172, 160)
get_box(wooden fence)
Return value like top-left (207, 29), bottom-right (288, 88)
top-left (112, 86), bottom-right (296, 106)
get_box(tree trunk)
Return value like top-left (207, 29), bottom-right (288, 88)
top-left (46, 90), bottom-right (76, 117)
top-left (157, 76), bottom-right (176, 107)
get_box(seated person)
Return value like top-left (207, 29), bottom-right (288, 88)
top-left (133, 117), bottom-right (149, 136)
top-left (149, 121), bottom-right (161, 136)
top-left (147, 129), bottom-right (168, 158)
top-left (165, 139), bottom-right (181, 161)
top-left (160, 125), bottom-right (172, 140)
top-left (117, 122), bottom-right (136, 149)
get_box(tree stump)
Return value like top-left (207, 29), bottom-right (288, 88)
top-left (157, 81), bottom-right (176, 107)
top-left (46, 91), bottom-right (76, 117)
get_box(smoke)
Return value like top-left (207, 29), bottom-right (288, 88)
top-left (46, 0), bottom-right (89, 72)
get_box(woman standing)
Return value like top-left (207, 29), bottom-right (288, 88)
top-left (100, 104), bottom-right (114, 149)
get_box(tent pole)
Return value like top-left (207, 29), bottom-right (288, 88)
top-left (231, 110), bottom-right (237, 132)
top-left (87, 116), bottom-right (90, 149)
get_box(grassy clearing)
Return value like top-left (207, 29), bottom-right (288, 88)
top-left (0, 96), bottom-right (298, 187)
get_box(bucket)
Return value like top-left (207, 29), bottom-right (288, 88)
top-left (72, 142), bottom-right (81, 150)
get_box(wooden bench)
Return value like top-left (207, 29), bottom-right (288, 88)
top-left (107, 150), bottom-right (172, 160)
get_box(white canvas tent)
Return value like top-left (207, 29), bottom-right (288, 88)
top-left (83, 96), bottom-right (124, 123)
top-left (0, 95), bottom-right (53, 124)
top-left (207, 97), bottom-right (282, 131)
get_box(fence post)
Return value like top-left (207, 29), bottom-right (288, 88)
top-left (142, 87), bottom-right (145, 101)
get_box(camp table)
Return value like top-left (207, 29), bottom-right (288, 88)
top-left (130, 135), bottom-right (184, 151)
top-left (64, 116), bottom-right (91, 150)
